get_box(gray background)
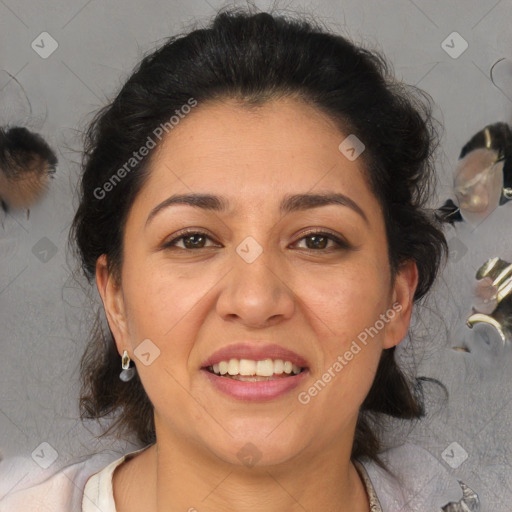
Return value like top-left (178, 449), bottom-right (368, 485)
top-left (1, 0), bottom-right (512, 508)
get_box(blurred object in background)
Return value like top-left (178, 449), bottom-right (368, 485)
top-left (0, 126), bottom-right (57, 218)
top-left (0, 69), bottom-right (57, 221)
top-left (452, 256), bottom-right (512, 368)
top-left (437, 122), bottom-right (512, 225)
top-left (442, 480), bottom-right (480, 512)
top-left (467, 256), bottom-right (512, 342)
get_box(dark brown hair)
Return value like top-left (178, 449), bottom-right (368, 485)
top-left (69, 4), bottom-right (448, 468)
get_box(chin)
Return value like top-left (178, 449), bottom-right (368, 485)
top-left (224, 444), bottom-right (302, 469)
top-left (204, 430), bottom-right (306, 468)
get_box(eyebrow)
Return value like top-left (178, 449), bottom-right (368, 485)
top-left (145, 192), bottom-right (369, 228)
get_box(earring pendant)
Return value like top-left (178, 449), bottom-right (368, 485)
top-left (119, 350), bottom-right (135, 382)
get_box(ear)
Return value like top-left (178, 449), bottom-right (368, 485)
top-left (382, 259), bottom-right (419, 349)
top-left (95, 254), bottom-right (130, 355)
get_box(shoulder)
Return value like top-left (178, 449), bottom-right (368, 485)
top-left (0, 450), bottom-right (123, 512)
top-left (357, 442), bottom-right (475, 512)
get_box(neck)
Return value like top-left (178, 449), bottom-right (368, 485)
top-left (113, 423), bottom-right (370, 512)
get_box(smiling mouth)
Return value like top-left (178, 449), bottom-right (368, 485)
top-left (204, 358), bottom-right (307, 381)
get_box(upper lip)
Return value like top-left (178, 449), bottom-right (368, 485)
top-left (201, 343), bottom-right (310, 369)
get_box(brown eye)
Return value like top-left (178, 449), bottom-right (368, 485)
top-left (163, 231), bottom-right (217, 250)
top-left (302, 234), bottom-right (331, 250)
top-left (294, 231), bottom-right (351, 251)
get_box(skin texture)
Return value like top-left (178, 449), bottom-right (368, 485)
top-left (96, 96), bottom-right (418, 512)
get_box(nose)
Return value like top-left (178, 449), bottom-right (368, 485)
top-left (215, 241), bottom-right (296, 328)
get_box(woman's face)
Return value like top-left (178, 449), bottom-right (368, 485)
top-left (97, 96), bottom-right (417, 468)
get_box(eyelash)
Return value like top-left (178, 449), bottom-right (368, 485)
top-left (162, 229), bottom-right (352, 252)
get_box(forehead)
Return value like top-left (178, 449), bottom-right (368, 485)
top-left (153, 96), bottom-right (351, 160)
top-left (134, 96), bottom-right (379, 218)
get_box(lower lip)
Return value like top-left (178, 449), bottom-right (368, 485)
top-left (200, 368), bottom-right (309, 401)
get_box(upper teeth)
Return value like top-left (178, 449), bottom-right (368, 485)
top-left (209, 359), bottom-right (302, 376)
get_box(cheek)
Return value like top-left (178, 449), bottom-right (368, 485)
top-left (300, 258), bottom-right (391, 337)
top-left (301, 312), bottom-right (384, 426)
top-left (119, 262), bottom-right (207, 420)
top-left (297, 259), bottom-right (390, 400)
top-left (297, 331), bottom-right (382, 441)
top-left (121, 258), bottom-right (205, 341)
top-left (119, 258), bottom-right (221, 389)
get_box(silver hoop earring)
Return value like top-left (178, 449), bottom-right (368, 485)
top-left (119, 350), bottom-right (136, 382)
